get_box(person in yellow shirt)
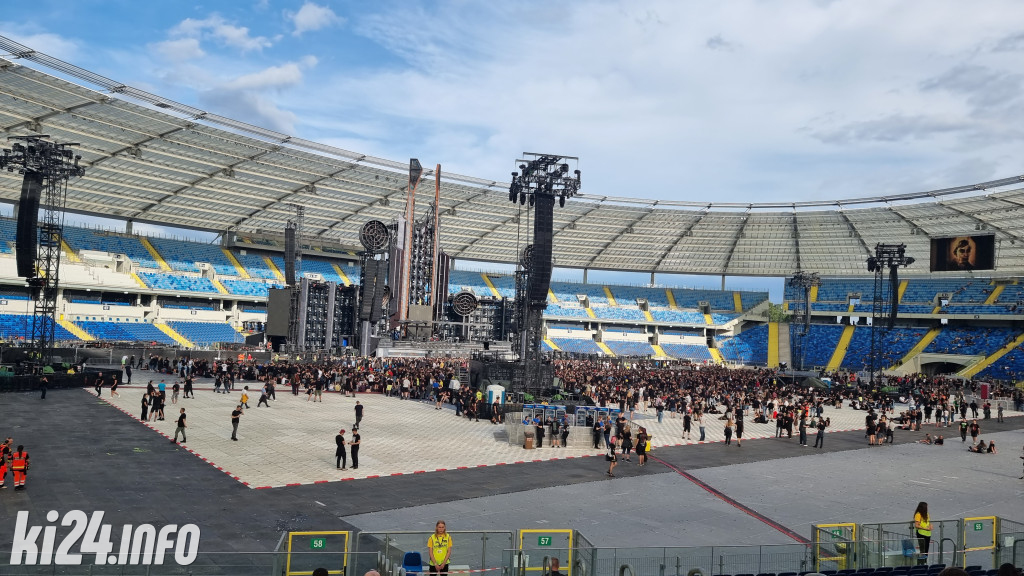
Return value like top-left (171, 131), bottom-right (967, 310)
top-left (427, 520), bottom-right (452, 574)
top-left (913, 501), bottom-right (931, 566)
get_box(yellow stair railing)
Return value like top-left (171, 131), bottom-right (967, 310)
top-left (596, 342), bottom-right (615, 357)
top-left (155, 323), bottom-right (194, 348)
top-left (264, 256), bottom-right (285, 282)
top-left (223, 249), bottom-right (250, 279)
top-left (58, 317), bottom-right (93, 341)
top-left (959, 333), bottom-right (1024, 379)
top-left (481, 274), bottom-right (501, 298)
top-left (826, 325), bottom-right (856, 371)
top-left (140, 238), bottom-right (172, 271)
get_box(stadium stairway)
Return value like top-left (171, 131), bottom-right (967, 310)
top-left (596, 342), bottom-right (615, 357)
top-left (548, 289), bottom-right (557, 303)
top-left (651, 343), bottom-right (668, 358)
top-left (60, 239), bottom-right (81, 263)
top-left (777, 323), bottom-right (792, 367)
top-left (210, 278), bottom-right (229, 294)
top-left (58, 317), bottom-right (93, 341)
top-left (808, 284), bottom-right (818, 302)
top-left (139, 237), bottom-right (172, 271)
top-left (643, 309), bottom-right (654, 321)
top-left (767, 322), bottom-right (780, 367)
top-left (894, 326), bottom-right (942, 369)
top-left (223, 249), bottom-right (250, 279)
top-left (703, 313), bottom-right (714, 325)
top-left (666, 289), bottom-right (678, 309)
top-left (154, 323), bottom-right (194, 348)
top-left (585, 308), bottom-right (596, 319)
top-left (480, 274), bottom-right (501, 298)
top-left (733, 291), bottom-right (743, 312)
top-left (984, 284), bottom-right (1004, 305)
top-left (603, 286), bottom-right (617, 306)
top-left (897, 279), bottom-right (909, 302)
top-left (543, 338), bottom-right (560, 351)
top-left (709, 347), bottom-right (724, 364)
top-left (959, 332), bottom-right (1024, 378)
top-left (331, 263), bottom-right (353, 286)
top-left (264, 256), bottom-right (285, 282)
top-left (826, 325), bottom-right (856, 371)
top-left (130, 271), bottom-right (148, 289)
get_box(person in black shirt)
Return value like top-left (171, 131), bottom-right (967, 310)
top-left (335, 429), bottom-right (347, 470)
top-left (230, 405), bottom-right (243, 441)
top-left (355, 401), bottom-right (364, 425)
top-left (349, 427), bottom-right (361, 469)
top-left (173, 408), bottom-right (186, 443)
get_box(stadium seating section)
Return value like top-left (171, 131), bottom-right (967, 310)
top-left (146, 237), bottom-right (236, 275)
top-left (660, 343), bottom-right (713, 361)
top-left (61, 226), bottom-right (159, 268)
top-left (139, 272), bottom-right (219, 294)
top-left (0, 314), bottom-right (76, 341)
top-left (550, 337), bottom-right (602, 355)
top-left (77, 321), bottom-right (176, 345)
top-left (221, 279), bottom-right (283, 298)
top-left (0, 218), bottom-right (16, 254)
top-left (923, 327), bottom-right (1018, 356)
top-left (167, 321), bottom-right (245, 346)
top-left (841, 326), bottom-right (928, 371)
top-left (716, 324), bottom-right (769, 365)
top-left (790, 324), bottom-right (846, 368)
top-left (604, 340), bottom-right (655, 357)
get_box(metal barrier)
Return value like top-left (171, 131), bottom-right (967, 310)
top-left (355, 530), bottom-right (513, 576)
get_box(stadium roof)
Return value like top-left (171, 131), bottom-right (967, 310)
top-left (2, 35), bottom-right (1024, 277)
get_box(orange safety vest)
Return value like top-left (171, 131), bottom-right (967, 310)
top-left (12, 451), bottom-right (28, 471)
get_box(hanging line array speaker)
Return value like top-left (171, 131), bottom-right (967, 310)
top-left (284, 225), bottom-right (297, 286)
top-left (527, 194), bottom-right (555, 307)
top-left (15, 171), bottom-right (43, 278)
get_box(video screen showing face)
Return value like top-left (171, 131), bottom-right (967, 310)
top-left (930, 234), bottom-right (995, 272)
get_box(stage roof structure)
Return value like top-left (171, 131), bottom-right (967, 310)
top-left (2, 35), bottom-right (1024, 277)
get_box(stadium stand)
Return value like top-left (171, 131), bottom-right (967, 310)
top-left (591, 306), bottom-right (646, 321)
top-left (76, 321), bottom-right (177, 345)
top-left (716, 324), bottom-right (769, 365)
top-left (660, 343), bottom-right (713, 361)
top-left (604, 340), bottom-right (655, 356)
top-left (651, 309), bottom-right (706, 323)
top-left (543, 304), bottom-right (590, 319)
top-left (0, 314), bottom-right (77, 341)
top-left (448, 270), bottom-right (492, 295)
top-left (841, 326), bottom-right (928, 371)
top-left (551, 281), bottom-right (607, 304)
top-left (976, 346), bottom-right (1024, 381)
top-left (550, 337), bottom-right (602, 355)
top-left (612, 285), bottom-right (670, 307)
top-left (138, 272), bottom-right (220, 294)
top-left (61, 226), bottom-right (159, 268)
top-left (790, 324), bottom-right (846, 368)
top-left (0, 286), bottom-right (31, 300)
top-left (233, 250), bottom-right (280, 279)
top-left (487, 274), bottom-right (516, 298)
top-left (167, 321), bottom-right (245, 346)
top-left (147, 237), bottom-right (237, 276)
top-left (221, 279), bottom-right (283, 298)
top-left (0, 217), bottom-right (15, 253)
top-left (923, 327), bottom-right (1018, 356)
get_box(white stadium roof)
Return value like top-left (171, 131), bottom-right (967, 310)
top-left (2, 35), bottom-right (1024, 277)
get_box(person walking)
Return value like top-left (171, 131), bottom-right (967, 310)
top-left (335, 429), bottom-right (347, 470)
top-left (0, 437), bottom-right (11, 489)
top-left (230, 404), bottom-right (243, 441)
top-left (683, 410), bottom-right (692, 441)
top-left (427, 520), bottom-right (452, 576)
top-left (349, 426), bottom-right (361, 469)
top-left (959, 418), bottom-right (969, 442)
top-left (913, 502), bottom-right (931, 565)
top-left (969, 420), bottom-right (980, 445)
top-left (173, 408), bottom-right (187, 444)
top-left (724, 413), bottom-right (734, 446)
top-left (11, 444), bottom-right (29, 491)
top-left (355, 401), bottom-right (364, 426)
top-left (240, 387), bottom-right (251, 409)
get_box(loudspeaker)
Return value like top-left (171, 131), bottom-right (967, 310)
top-left (370, 273), bottom-right (388, 323)
top-left (284, 225), bottom-right (297, 286)
top-left (359, 260), bottom-right (380, 321)
top-left (527, 194), bottom-right (555, 306)
top-left (16, 172), bottom-right (43, 278)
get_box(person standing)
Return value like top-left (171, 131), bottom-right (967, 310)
top-left (349, 427), bottom-right (361, 469)
top-left (39, 376), bottom-right (47, 400)
top-left (606, 436), bottom-right (618, 477)
top-left (635, 427), bottom-right (649, 467)
top-left (240, 387), bottom-right (251, 409)
top-left (559, 418), bottom-right (570, 448)
top-left (724, 413), bottom-right (734, 446)
top-left (813, 417), bottom-right (827, 449)
top-left (0, 437), bottom-right (11, 489)
top-left (959, 418), bottom-right (969, 442)
top-left (355, 401), bottom-right (364, 426)
top-left (140, 391), bottom-right (149, 421)
top-left (335, 429), bottom-right (347, 470)
top-left (734, 405), bottom-right (744, 447)
top-left (124, 363), bottom-right (133, 385)
top-left (913, 502), bottom-right (931, 565)
top-left (798, 415), bottom-right (808, 447)
top-left (183, 376), bottom-right (194, 399)
top-left (969, 420), bottom-right (980, 445)
top-left (696, 411), bottom-right (706, 442)
top-left (11, 444), bottom-right (29, 491)
top-left (173, 408), bottom-right (187, 444)
top-left (427, 520), bottom-right (452, 576)
top-left (682, 410), bottom-right (692, 441)
top-left (230, 404), bottom-right (243, 441)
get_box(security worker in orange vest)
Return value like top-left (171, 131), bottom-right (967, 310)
top-left (11, 445), bottom-right (29, 491)
top-left (0, 438), bottom-right (11, 489)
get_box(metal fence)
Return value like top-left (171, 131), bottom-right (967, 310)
top-left (355, 530), bottom-right (514, 576)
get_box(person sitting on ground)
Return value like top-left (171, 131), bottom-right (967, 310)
top-left (969, 439), bottom-right (988, 453)
top-left (920, 433), bottom-right (933, 444)
top-left (934, 435), bottom-right (944, 445)
top-left (987, 441), bottom-right (997, 454)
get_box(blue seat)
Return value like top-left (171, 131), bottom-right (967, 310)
top-left (403, 551), bottom-right (423, 574)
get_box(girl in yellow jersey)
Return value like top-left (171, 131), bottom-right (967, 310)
top-left (428, 520), bottom-right (452, 574)
top-left (913, 502), bottom-right (931, 566)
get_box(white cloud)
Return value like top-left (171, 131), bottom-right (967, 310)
top-left (288, 2), bottom-right (344, 36)
top-left (171, 15), bottom-right (272, 52)
top-left (0, 28), bottom-right (79, 61)
top-left (224, 56), bottom-right (318, 91)
top-left (150, 37), bottom-right (205, 62)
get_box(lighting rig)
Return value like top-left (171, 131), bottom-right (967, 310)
top-left (0, 136), bottom-right (84, 367)
top-left (866, 243), bottom-right (915, 384)
top-left (787, 271), bottom-right (821, 371)
top-left (508, 153), bottom-right (580, 394)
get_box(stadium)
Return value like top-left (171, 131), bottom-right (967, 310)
top-left (0, 31), bottom-right (1023, 576)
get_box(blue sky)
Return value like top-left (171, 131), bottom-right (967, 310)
top-left (3, 1), bottom-right (1024, 300)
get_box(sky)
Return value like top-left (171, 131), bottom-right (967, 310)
top-left (3, 0), bottom-right (1024, 300)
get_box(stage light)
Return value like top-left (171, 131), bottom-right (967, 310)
top-left (560, 163), bottom-right (569, 173)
